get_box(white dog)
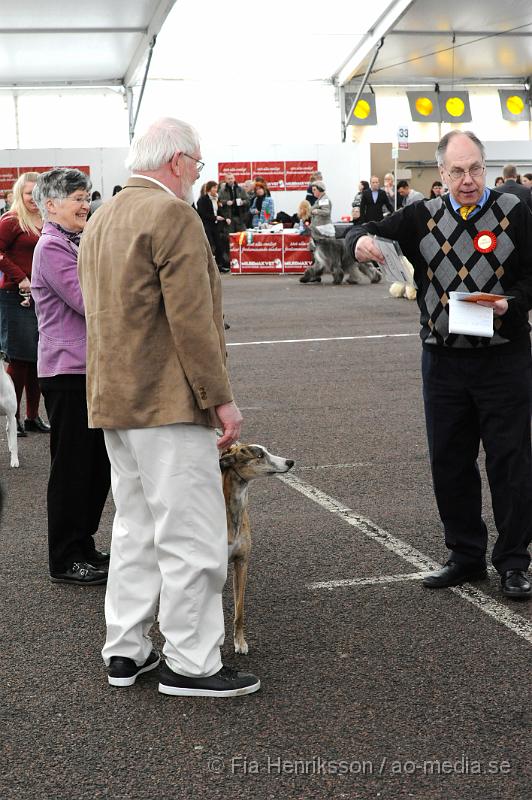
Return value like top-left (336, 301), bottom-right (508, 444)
top-left (0, 359), bottom-right (19, 467)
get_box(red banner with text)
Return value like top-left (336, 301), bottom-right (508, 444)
top-left (218, 160), bottom-right (318, 191)
top-left (282, 233), bottom-right (314, 272)
top-left (284, 160), bottom-right (318, 191)
top-left (251, 161), bottom-right (285, 190)
top-left (218, 162), bottom-right (251, 184)
top-left (229, 231), bottom-right (311, 274)
top-left (0, 165), bottom-right (91, 197)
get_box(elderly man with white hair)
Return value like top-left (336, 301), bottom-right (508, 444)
top-left (78, 117), bottom-right (260, 698)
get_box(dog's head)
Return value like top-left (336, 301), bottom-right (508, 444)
top-left (220, 443), bottom-right (294, 481)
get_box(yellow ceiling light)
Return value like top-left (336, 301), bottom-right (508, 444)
top-left (498, 90), bottom-right (530, 121)
top-left (344, 92), bottom-right (377, 126)
top-left (445, 96), bottom-right (465, 117)
top-left (439, 91), bottom-right (471, 122)
top-left (506, 95), bottom-right (525, 114)
top-left (416, 97), bottom-right (434, 116)
top-left (407, 91), bottom-right (441, 122)
top-left (354, 99), bottom-right (371, 119)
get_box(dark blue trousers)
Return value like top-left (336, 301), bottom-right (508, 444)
top-left (422, 343), bottom-right (532, 574)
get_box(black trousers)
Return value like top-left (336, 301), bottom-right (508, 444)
top-left (40, 375), bottom-right (111, 574)
top-left (422, 343), bottom-right (532, 573)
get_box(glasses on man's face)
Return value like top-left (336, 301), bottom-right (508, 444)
top-left (446, 164), bottom-right (485, 182)
top-left (181, 153), bottom-right (205, 174)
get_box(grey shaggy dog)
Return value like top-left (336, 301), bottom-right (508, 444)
top-left (299, 237), bottom-right (382, 285)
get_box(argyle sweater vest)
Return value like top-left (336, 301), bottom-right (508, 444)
top-left (419, 193), bottom-right (527, 348)
top-left (347, 190), bottom-right (532, 351)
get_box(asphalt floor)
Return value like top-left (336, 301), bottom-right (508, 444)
top-left (1, 273), bottom-right (531, 800)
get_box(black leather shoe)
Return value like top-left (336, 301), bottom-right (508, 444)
top-left (50, 561), bottom-right (107, 585)
top-left (501, 569), bottom-right (531, 599)
top-left (24, 416), bottom-right (50, 432)
top-left (423, 560), bottom-right (487, 589)
top-left (85, 549), bottom-right (110, 568)
top-left (108, 649), bottom-right (160, 687)
top-left (16, 419), bottom-right (27, 437)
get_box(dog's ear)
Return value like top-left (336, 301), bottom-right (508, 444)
top-left (219, 453), bottom-right (236, 471)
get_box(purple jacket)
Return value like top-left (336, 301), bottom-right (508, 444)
top-left (31, 222), bottom-right (86, 377)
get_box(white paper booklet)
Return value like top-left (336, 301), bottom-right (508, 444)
top-left (374, 237), bottom-right (415, 286)
top-left (448, 291), bottom-right (494, 337)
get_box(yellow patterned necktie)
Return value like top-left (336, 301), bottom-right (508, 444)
top-left (459, 204), bottom-right (478, 220)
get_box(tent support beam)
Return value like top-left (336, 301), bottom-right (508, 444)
top-left (342, 38), bottom-right (384, 141)
top-left (128, 35), bottom-right (157, 142)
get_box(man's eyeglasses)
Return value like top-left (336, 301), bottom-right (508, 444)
top-left (445, 164), bottom-right (485, 182)
top-left (181, 153), bottom-right (205, 174)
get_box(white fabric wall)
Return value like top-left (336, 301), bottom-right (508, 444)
top-left (0, 143), bottom-right (361, 220)
top-left (1, 83), bottom-right (530, 213)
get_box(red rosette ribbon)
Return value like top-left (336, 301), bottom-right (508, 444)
top-left (473, 230), bottom-right (497, 254)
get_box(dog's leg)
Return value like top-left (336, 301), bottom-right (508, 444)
top-left (299, 266), bottom-right (322, 284)
top-left (6, 415), bottom-right (19, 468)
top-left (233, 558), bottom-right (249, 654)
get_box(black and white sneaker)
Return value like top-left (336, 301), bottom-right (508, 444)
top-left (108, 650), bottom-right (160, 687)
top-left (50, 561), bottom-right (107, 585)
top-left (158, 662), bottom-right (261, 697)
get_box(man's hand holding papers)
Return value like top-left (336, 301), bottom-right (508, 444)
top-left (354, 235), bottom-right (415, 287)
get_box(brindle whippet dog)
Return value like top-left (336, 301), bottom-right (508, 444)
top-left (219, 443), bottom-right (294, 654)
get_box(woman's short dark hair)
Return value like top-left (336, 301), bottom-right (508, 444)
top-left (204, 181), bottom-right (218, 193)
top-left (360, 180), bottom-right (369, 191)
top-left (112, 185), bottom-right (122, 195)
top-left (91, 190), bottom-right (101, 200)
top-left (33, 168), bottom-right (92, 218)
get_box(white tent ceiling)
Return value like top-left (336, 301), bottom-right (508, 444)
top-left (0, 0), bottom-right (177, 87)
top-left (336, 0), bottom-right (532, 87)
top-left (2, 1), bottom-right (530, 92)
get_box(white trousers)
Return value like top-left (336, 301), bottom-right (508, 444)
top-left (101, 424), bottom-right (227, 677)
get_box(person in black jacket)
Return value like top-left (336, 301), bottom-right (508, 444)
top-left (196, 181), bottom-right (230, 272)
top-left (495, 164), bottom-right (532, 211)
top-left (347, 130), bottom-right (532, 600)
top-left (359, 176), bottom-right (393, 223)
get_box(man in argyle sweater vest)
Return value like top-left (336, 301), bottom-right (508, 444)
top-left (346, 130), bottom-right (532, 599)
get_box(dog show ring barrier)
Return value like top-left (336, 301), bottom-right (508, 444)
top-left (229, 230), bottom-right (312, 274)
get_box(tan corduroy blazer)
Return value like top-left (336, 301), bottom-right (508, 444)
top-left (78, 177), bottom-right (233, 429)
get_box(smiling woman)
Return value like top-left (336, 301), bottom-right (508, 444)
top-left (30, 168), bottom-right (112, 586)
top-left (33, 169), bottom-right (92, 233)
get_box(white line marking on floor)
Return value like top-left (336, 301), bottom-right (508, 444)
top-left (279, 472), bottom-right (438, 571)
top-left (309, 572), bottom-right (432, 589)
top-left (227, 333), bottom-right (417, 347)
top-left (279, 472), bottom-right (532, 646)
top-left (297, 462), bottom-right (370, 471)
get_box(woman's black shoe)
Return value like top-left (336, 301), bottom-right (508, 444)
top-left (24, 416), bottom-right (51, 433)
top-left (16, 419), bottom-right (27, 438)
top-left (85, 549), bottom-right (110, 568)
top-left (50, 561), bottom-right (107, 586)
